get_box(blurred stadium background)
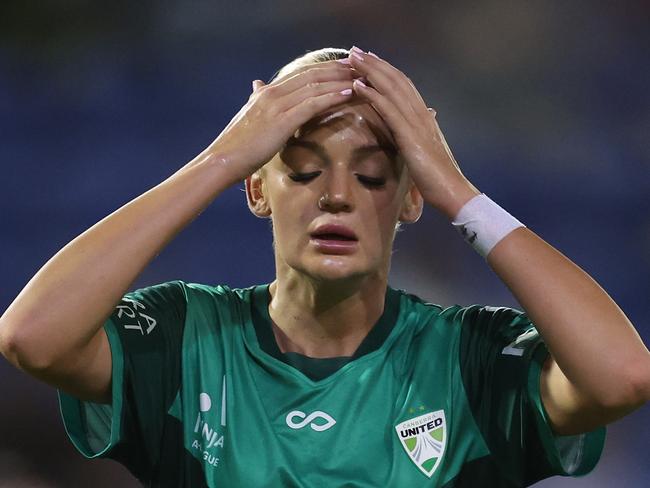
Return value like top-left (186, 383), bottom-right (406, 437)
top-left (0, 1), bottom-right (648, 486)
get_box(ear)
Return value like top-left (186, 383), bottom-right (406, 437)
top-left (398, 181), bottom-right (424, 224)
top-left (245, 171), bottom-right (272, 218)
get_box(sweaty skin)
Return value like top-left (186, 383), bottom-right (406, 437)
top-left (248, 98), bottom-right (422, 358)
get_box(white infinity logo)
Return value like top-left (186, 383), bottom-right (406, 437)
top-left (285, 410), bottom-right (337, 432)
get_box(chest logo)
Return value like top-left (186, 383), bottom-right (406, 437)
top-left (395, 410), bottom-right (446, 478)
top-left (285, 410), bottom-right (336, 432)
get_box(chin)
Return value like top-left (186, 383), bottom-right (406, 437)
top-left (298, 256), bottom-right (371, 283)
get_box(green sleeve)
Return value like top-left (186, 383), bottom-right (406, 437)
top-left (57, 281), bottom-right (187, 482)
top-left (457, 305), bottom-right (605, 486)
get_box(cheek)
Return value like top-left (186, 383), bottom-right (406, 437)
top-left (354, 196), bottom-right (400, 255)
top-left (270, 196), bottom-right (311, 246)
top-left (370, 188), bottom-right (403, 227)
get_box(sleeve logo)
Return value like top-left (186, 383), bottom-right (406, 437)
top-left (395, 410), bottom-right (446, 478)
top-left (116, 297), bottom-right (157, 335)
top-left (501, 328), bottom-right (539, 357)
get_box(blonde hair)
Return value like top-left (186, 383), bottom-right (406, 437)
top-left (268, 47), bottom-right (350, 84)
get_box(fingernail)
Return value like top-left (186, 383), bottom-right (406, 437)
top-left (350, 51), bottom-right (364, 62)
top-left (337, 58), bottom-right (351, 65)
top-left (350, 46), bottom-right (364, 54)
top-left (340, 88), bottom-right (353, 96)
top-left (367, 51), bottom-right (380, 59)
top-left (353, 79), bottom-right (367, 88)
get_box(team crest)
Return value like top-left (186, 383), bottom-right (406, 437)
top-left (395, 410), bottom-right (446, 478)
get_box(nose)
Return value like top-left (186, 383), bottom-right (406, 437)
top-left (318, 165), bottom-right (354, 213)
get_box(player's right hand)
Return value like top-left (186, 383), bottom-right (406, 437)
top-left (204, 59), bottom-right (362, 185)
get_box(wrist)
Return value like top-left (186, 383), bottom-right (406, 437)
top-left (451, 194), bottom-right (525, 258)
top-left (425, 176), bottom-right (481, 220)
top-left (192, 144), bottom-right (249, 187)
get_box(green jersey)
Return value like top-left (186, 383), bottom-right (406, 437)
top-left (58, 281), bottom-right (605, 487)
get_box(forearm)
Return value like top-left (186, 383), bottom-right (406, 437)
top-left (0, 147), bottom-right (235, 370)
top-left (487, 226), bottom-right (650, 407)
top-left (405, 89), bottom-right (649, 425)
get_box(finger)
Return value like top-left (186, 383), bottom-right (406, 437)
top-left (366, 51), bottom-right (427, 109)
top-left (351, 78), bottom-right (409, 139)
top-left (351, 52), bottom-right (421, 119)
top-left (283, 88), bottom-right (356, 128)
top-left (267, 65), bottom-right (355, 102)
top-left (255, 59), bottom-right (359, 97)
top-left (276, 79), bottom-right (355, 114)
top-left (272, 59), bottom-right (360, 87)
top-left (349, 50), bottom-right (426, 121)
top-left (265, 66), bottom-right (358, 112)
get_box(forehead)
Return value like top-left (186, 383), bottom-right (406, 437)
top-left (293, 99), bottom-right (395, 149)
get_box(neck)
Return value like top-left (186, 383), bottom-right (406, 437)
top-left (268, 274), bottom-right (387, 358)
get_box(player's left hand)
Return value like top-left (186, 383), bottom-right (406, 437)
top-left (346, 46), bottom-right (480, 218)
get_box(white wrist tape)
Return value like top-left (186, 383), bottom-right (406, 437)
top-left (451, 194), bottom-right (525, 258)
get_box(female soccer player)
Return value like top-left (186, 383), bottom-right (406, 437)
top-left (1, 46), bottom-right (649, 487)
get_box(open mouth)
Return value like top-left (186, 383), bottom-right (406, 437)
top-left (309, 224), bottom-right (358, 254)
top-left (311, 233), bottom-right (357, 241)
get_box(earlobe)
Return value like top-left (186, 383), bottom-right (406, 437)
top-left (245, 172), bottom-right (272, 218)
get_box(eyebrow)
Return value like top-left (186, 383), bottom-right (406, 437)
top-left (283, 138), bottom-right (397, 161)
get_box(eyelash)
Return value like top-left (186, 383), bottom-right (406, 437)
top-left (288, 171), bottom-right (321, 182)
top-left (288, 172), bottom-right (386, 188)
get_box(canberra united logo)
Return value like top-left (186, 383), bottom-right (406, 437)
top-left (395, 410), bottom-right (446, 478)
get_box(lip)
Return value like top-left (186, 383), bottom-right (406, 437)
top-left (310, 224), bottom-right (358, 240)
top-left (309, 224), bottom-right (358, 255)
top-left (310, 237), bottom-right (359, 255)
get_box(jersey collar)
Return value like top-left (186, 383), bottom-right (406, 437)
top-left (250, 283), bottom-right (400, 381)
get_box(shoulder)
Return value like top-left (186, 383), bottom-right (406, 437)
top-left (392, 288), bottom-right (535, 343)
top-left (449, 304), bottom-right (531, 328)
top-left (389, 287), bottom-right (459, 344)
top-left (391, 287), bottom-right (526, 326)
top-left (125, 279), bottom-right (188, 302)
top-left (451, 305), bottom-right (535, 340)
top-left (390, 286), bottom-right (444, 317)
top-left (177, 282), bottom-right (267, 331)
top-left (183, 282), bottom-right (258, 306)
top-left (120, 281), bottom-right (261, 320)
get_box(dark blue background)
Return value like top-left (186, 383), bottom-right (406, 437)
top-left (1, 1), bottom-right (648, 486)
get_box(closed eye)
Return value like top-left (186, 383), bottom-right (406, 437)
top-left (356, 175), bottom-right (386, 188)
top-left (288, 171), bottom-right (321, 182)
top-left (287, 172), bottom-right (386, 188)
